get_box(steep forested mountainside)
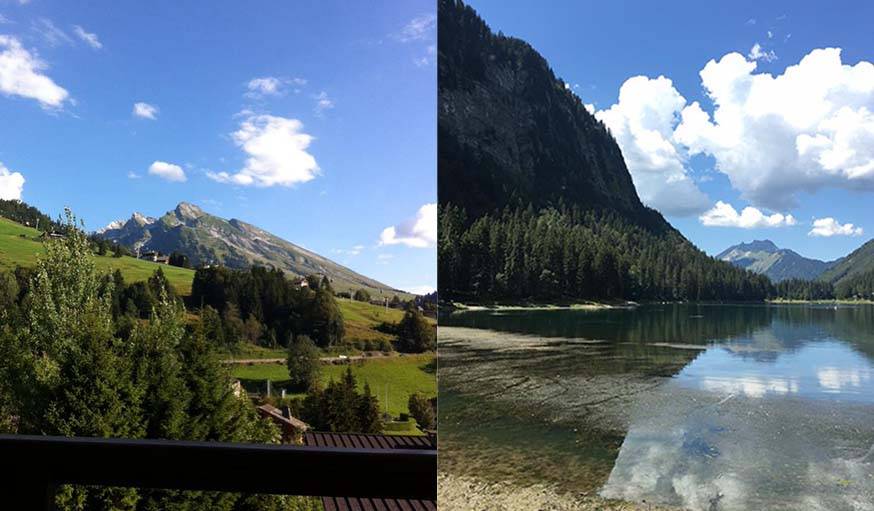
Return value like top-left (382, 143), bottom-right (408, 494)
top-left (819, 239), bottom-right (874, 286)
top-left (717, 240), bottom-right (837, 282)
top-left (437, 0), bottom-right (772, 302)
top-left (98, 202), bottom-right (399, 295)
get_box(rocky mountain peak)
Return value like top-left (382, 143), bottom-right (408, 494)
top-left (174, 202), bottom-right (205, 221)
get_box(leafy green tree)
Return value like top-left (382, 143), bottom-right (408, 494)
top-left (353, 289), bottom-right (371, 302)
top-left (357, 382), bottom-right (382, 433)
top-left (286, 335), bottom-right (321, 391)
top-left (306, 288), bottom-right (345, 348)
top-left (407, 393), bottom-right (436, 430)
top-left (396, 307), bottom-right (436, 353)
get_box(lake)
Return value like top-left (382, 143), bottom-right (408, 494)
top-left (439, 304), bottom-right (874, 511)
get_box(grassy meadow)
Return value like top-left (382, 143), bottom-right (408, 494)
top-left (232, 354), bottom-right (437, 417)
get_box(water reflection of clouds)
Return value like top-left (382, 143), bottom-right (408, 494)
top-left (601, 395), bottom-right (874, 510)
top-left (699, 375), bottom-right (799, 398)
top-left (817, 367), bottom-right (873, 393)
top-left (675, 341), bottom-right (874, 403)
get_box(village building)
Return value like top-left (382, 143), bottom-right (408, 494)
top-left (256, 404), bottom-right (310, 443)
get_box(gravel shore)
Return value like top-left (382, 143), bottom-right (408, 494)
top-left (439, 473), bottom-right (682, 511)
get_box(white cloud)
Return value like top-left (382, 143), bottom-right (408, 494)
top-left (72, 25), bottom-right (102, 49)
top-left (245, 77), bottom-right (306, 98)
top-left (207, 114), bottom-right (319, 187)
top-left (674, 48), bottom-right (874, 210)
top-left (0, 14), bottom-right (10, 24)
top-left (747, 42), bottom-right (777, 62)
top-left (127, 171), bottom-right (141, 179)
top-left (699, 201), bottom-right (796, 228)
top-left (314, 91), bottom-right (334, 115)
top-left (132, 102), bottom-right (158, 120)
top-left (379, 203), bottom-right (437, 248)
top-left (397, 13), bottom-right (435, 42)
top-left (333, 245), bottom-right (365, 257)
top-left (595, 76), bottom-right (710, 216)
top-left (808, 217), bottom-right (863, 237)
top-left (0, 161), bottom-right (25, 200)
top-left (148, 161), bottom-right (186, 182)
top-left (402, 284), bottom-right (436, 295)
top-left (0, 35), bottom-right (69, 108)
top-left (32, 18), bottom-right (72, 47)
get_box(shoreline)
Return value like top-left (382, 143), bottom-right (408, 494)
top-left (438, 473), bottom-right (682, 511)
top-left (445, 300), bottom-right (638, 312)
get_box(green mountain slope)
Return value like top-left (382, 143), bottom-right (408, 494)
top-left (97, 202), bottom-right (405, 297)
top-left (819, 239), bottom-right (874, 285)
top-left (717, 240), bottom-right (838, 282)
top-left (0, 215), bottom-right (196, 294)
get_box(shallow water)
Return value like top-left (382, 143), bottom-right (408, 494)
top-left (439, 304), bottom-right (874, 511)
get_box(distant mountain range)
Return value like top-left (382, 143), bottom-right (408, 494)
top-left (718, 239), bottom-right (874, 287)
top-left (97, 202), bottom-right (404, 296)
top-left (717, 240), bottom-right (839, 282)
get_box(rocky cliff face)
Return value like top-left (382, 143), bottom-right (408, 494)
top-left (98, 202), bottom-right (401, 295)
top-left (438, 0), bottom-right (667, 231)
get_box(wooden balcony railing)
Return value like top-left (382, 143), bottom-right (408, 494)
top-left (0, 434), bottom-right (437, 510)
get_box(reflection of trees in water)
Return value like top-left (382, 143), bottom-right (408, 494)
top-left (444, 304), bottom-right (874, 365)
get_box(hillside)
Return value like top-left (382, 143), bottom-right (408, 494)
top-left (437, 0), bottom-right (772, 302)
top-left (2, 214), bottom-right (425, 343)
top-left (0, 215), bottom-right (196, 294)
top-left (97, 202), bottom-right (405, 298)
top-left (717, 240), bottom-right (837, 282)
top-left (819, 239), bottom-right (874, 285)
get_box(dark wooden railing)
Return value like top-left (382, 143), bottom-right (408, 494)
top-left (0, 434), bottom-right (437, 510)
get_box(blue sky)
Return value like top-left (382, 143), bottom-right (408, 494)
top-left (0, 0), bottom-right (436, 294)
top-left (465, 0), bottom-right (873, 262)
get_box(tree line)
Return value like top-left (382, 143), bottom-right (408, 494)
top-left (439, 204), bottom-right (774, 302)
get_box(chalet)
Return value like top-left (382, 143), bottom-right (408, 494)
top-left (39, 231), bottom-right (66, 240)
top-left (293, 277), bottom-right (309, 288)
top-left (139, 251), bottom-right (169, 264)
top-left (256, 404), bottom-right (310, 443)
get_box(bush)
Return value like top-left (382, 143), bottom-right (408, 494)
top-left (408, 393), bottom-right (436, 429)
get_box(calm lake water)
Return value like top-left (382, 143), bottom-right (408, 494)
top-left (439, 304), bottom-right (874, 511)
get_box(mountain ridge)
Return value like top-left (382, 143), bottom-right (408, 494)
top-left (717, 239), bottom-right (839, 282)
top-left (97, 202), bottom-right (405, 296)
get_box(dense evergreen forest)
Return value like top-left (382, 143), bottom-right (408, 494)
top-left (439, 204), bottom-right (774, 302)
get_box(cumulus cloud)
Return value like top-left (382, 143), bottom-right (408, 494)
top-left (148, 161), bottom-right (186, 182)
top-left (72, 25), bottom-right (102, 49)
top-left (207, 114), bottom-right (319, 187)
top-left (595, 76), bottom-right (710, 216)
top-left (132, 102), bottom-right (158, 120)
top-left (403, 284), bottom-right (436, 295)
top-left (747, 42), bottom-right (776, 62)
top-left (808, 217), bottom-right (863, 237)
top-left (699, 201), bottom-right (796, 228)
top-left (0, 35), bottom-right (69, 108)
top-left (674, 48), bottom-right (874, 210)
top-left (0, 162), bottom-right (25, 200)
top-left (379, 203), bottom-right (437, 248)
